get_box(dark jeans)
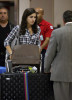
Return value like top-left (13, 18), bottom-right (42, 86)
top-left (41, 49), bottom-right (46, 73)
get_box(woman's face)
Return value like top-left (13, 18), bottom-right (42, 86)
top-left (27, 13), bottom-right (36, 26)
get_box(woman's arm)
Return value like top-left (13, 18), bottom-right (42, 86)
top-left (4, 25), bottom-right (20, 59)
top-left (6, 45), bottom-right (12, 55)
top-left (4, 25), bottom-right (19, 47)
top-left (6, 45), bottom-right (12, 59)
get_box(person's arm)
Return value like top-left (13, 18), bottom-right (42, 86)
top-left (4, 25), bottom-right (19, 59)
top-left (6, 45), bottom-right (12, 60)
top-left (44, 31), bottom-right (57, 73)
top-left (40, 37), bottom-right (50, 53)
top-left (40, 24), bottom-right (53, 53)
top-left (6, 45), bottom-right (12, 55)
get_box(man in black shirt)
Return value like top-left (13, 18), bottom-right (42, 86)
top-left (0, 7), bottom-right (14, 66)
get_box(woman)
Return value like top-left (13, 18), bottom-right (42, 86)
top-left (4, 8), bottom-right (41, 58)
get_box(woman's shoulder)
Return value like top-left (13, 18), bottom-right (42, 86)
top-left (11, 25), bottom-right (20, 33)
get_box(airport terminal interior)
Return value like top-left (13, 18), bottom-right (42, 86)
top-left (0, 0), bottom-right (72, 100)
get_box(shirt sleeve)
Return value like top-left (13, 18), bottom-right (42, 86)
top-left (45, 24), bottom-right (53, 38)
top-left (4, 25), bottom-right (19, 47)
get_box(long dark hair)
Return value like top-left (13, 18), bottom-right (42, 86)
top-left (20, 8), bottom-right (38, 35)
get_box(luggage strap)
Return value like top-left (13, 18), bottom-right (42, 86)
top-left (24, 72), bottom-right (29, 100)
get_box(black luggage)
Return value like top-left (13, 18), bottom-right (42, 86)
top-left (0, 73), bottom-right (54, 100)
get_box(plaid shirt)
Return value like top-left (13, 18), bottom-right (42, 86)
top-left (4, 25), bottom-right (41, 47)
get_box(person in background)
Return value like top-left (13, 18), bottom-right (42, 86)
top-left (44, 10), bottom-right (72, 100)
top-left (4, 8), bottom-right (41, 59)
top-left (0, 7), bottom-right (14, 66)
top-left (54, 24), bottom-right (61, 30)
top-left (35, 7), bottom-right (53, 73)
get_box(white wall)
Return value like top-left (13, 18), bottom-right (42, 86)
top-left (54, 0), bottom-right (72, 27)
top-left (19, 0), bottom-right (30, 24)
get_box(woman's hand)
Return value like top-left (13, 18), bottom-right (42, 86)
top-left (6, 45), bottom-right (12, 60)
top-left (39, 47), bottom-right (42, 54)
top-left (9, 54), bottom-right (12, 60)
